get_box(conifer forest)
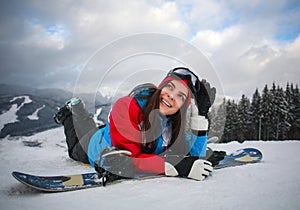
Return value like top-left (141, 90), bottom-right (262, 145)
top-left (209, 82), bottom-right (300, 142)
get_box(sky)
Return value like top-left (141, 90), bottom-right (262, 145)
top-left (0, 0), bottom-right (300, 100)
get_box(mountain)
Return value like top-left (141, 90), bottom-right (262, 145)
top-left (0, 84), bottom-right (111, 138)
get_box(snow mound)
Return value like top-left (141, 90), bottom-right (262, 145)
top-left (0, 127), bottom-right (300, 210)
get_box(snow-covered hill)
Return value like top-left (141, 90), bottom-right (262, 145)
top-left (0, 128), bottom-right (299, 210)
top-left (0, 84), bottom-right (111, 138)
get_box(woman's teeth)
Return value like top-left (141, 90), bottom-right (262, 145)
top-left (161, 99), bottom-right (171, 107)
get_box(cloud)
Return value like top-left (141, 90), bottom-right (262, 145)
top-left (0, 0), bottom-right (299, 100)
top-left (184, 0), bottom-right (300, 99)
top-left (192, 26), bottom-right (300, 99)
top-left (0, 0), bottom-right (191, 91)
top-left (191, 27), bottom-right (241, 53)
top-left (286, 34), bottom-right (300, 56)
top-left (19, 20), bottom-right (69, 50)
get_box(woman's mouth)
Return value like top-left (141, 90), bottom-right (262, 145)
top-left (161, 98), bottom-right (172, 108)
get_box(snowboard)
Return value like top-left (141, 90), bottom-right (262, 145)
top-left (213, 147), bottom-right (262, 169)
top-left (12, 148), bottom-right (262, 192)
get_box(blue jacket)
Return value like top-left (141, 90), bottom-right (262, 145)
top-left (87, 88), bottom-right (207, 168)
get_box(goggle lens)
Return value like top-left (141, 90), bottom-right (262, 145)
top-left (168, 67), bottom-right (201, 96)
top-left (170, 68), bottom-right (199, 86)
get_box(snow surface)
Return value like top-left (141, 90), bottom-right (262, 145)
top-left (0, 96), bottom-right (33, 131)
top-left (0, 127), bottom-right (300, 210)
top-left (27, 105), bottom-right (45, 120)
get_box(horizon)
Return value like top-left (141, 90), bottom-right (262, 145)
top-left (1, 79), bottom-right (298, 102)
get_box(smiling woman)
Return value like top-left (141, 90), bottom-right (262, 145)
top-left (54, 67), bottom-right (223, 184)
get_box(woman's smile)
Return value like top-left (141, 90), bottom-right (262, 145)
top-left (161, 98), bottom-right (172, 108)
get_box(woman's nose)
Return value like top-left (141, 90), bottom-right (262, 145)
top-left (168, 92), bottom-right (174, 100)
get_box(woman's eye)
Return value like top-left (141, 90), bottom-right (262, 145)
top-left (179, 94), bottom-right (185, 101)
top-left (166, 84), bottom-right (173, 90)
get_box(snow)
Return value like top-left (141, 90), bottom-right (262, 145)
top-left (93, 107), bottom-right (103, 125)
top-left (0, 127), bottom-right (300, 210)
top-left (0, 96), bottom-right (33, 131)
top-left (27, 105), bottom-right (45, 120)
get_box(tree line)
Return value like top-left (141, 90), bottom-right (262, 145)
top-left (209, 82), bottom-right (300, 142)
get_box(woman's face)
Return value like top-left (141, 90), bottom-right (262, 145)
top-left (159, 80), bottom-right (189, 116)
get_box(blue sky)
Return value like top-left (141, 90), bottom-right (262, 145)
top-left (0, 0), bottom-right (299, 100)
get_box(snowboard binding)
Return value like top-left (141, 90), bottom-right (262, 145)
top-left (205, 147), bottom-right (226, 166)
top-left (54, 97), bottom-right (82, 124)
top-left (94, 146), bottom-right (135, 186)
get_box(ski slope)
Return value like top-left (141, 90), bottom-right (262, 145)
top-left (0, 127), bottom-right (299, 210)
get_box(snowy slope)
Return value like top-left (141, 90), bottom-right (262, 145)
top-left (0, 84), bottom-right (111, 137)
top-left (0, 128), bottom-right (300, 210)
top-left (0, 96), bottom-right (32, 131)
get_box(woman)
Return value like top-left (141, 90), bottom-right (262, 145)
top-left (54, 67), bottom-right (218, 182)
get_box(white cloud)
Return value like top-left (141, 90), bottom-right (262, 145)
top-left (1, 0), bottom-right (191, 90)
top-left (191, 23), bottom-right (299, 99)
top-left (65, 0), bottom-right (189, 48)
top-left (286, 34), bottom-right (300, 57)
top-left (191, 27), bottom-right (241, 52)
top-left (0, 0), bottom-right (299, 99)
top-left (19, 20), bottom-right (68, 50)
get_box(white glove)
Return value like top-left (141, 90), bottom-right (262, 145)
top-left (186, 159), bottom-right (213, 181)
top-left (164, 157), bottom-right (213, 181)
top-left (190, 99), bottom-right (209, 131)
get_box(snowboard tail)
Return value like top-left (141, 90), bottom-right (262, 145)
top-left (214, 148), bottom-right (262, 169)
top-left (12, 147), bottom-right (262, 192)
top-left (12, 172), bottom-right (102, 192)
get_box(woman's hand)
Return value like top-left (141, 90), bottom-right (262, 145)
top-left (164, 155), bottom-right (213, 181)
top-left (194, 79), bottom-right (216, 117)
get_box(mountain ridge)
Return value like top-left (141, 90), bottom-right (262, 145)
top-left (0, 84), bottom-right (110, 138)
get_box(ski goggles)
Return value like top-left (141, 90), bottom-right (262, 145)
top-left (167, 67), bottom-right (201, 96)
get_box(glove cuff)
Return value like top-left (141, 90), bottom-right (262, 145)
top-left (190, 116), bottom-right (209, 131)
top-left (165, 162), bottom-right (178, 176)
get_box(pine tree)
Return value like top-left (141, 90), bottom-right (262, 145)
top-left (208, 99), bottom-right (226, 140)
top-left (261, 85), bottom-right (272, 140)
top-left (275, 85), bottom-right (289, 139)
top-left (288, 84), bottom-right (300, 139)
top-left (250, 88), bottom-right (262, 140)
top-left (236, 95), bottom-right (251, 141)
top-left (221, 99), bottom-right (238, 142)
top-left (269, 83), bottom-right (279, 140)
top-left (285, 82), bottom-right (294, 131)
